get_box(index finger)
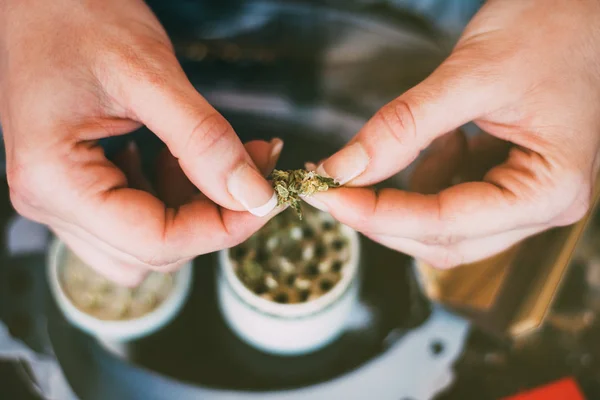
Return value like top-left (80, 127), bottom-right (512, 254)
top-left (304, 182), bottom-right (545, 245)
top-left (81, 188), bottom-right (278, 266)
top-left (16, 142), bottom-right (284, 271)
top-left (74, 140), bottom-right (284, 268)
top-left (98, 53), bottom-right (276, 217)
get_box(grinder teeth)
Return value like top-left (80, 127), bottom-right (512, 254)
top-left (230, 206), bottom-right (350, 304)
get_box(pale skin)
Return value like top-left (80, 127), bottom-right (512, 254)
top-left (1, 0), bottom-right (599, 285)
top-left (305, 0), bottom-right (600, 268)
top-left (0, 0), bottom-right (282, 285)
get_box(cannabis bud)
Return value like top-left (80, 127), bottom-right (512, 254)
top-left (271, 169), bottom-right (339, 219)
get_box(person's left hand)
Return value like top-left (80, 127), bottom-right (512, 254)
top-left (302, 0), bottom-right (600, 269)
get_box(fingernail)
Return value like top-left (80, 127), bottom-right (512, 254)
top-left (270, 138), bottom-right (284, 164)
top-left (317, 143), bottom-right (369, 185)
top-left (227, 163), bottom-right (277, 217)
top-left (301, 194), bottom-right (328, 213)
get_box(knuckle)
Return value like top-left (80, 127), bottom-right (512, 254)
top-left (124, 55), bottom-right (168, 87)
top-left (420, 193), bottom-right (460, 245)
top-left (183, 112), bottom-right (233, 158)
top-left (9, 189), bottom-right (31, 217)
top-left (7, 164), bottom-right (43, 215)
top-left (137, 65), bottom-right (169, 89)
top-left (555, 184), bottom-right (593, 226)
top-left (352, 188), bottom-right (392, 235)
top-left (134, 215), bottom-right (194, 271)
top-left (571, 194), bottom-right (592, 222)
top-left (570, 201), bottom-right (592, 223)
top-left (109, 39), bottom-right (176, 87)
top-left (7, 164), bottom-right (31, 197)
top-left (544, 168), bottom-right (593, 226)
top-left (375, 99), bottom-right (418, 147)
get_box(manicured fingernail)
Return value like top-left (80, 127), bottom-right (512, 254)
top-left (270, 138), bottom-right (284, 164)
top-left (227, 163), bottom-right (277, 216)
top-left (301, 194), bottom-right (328, 213)
top-left (317, 143), bottom-right (369, 185)
top-left (250, 192), bottom-right (278, 216)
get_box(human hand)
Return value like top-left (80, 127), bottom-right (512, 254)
top-left (304, 0), bottom-right (600, 268)
top-left (0, 0), bottom-right (281, 285)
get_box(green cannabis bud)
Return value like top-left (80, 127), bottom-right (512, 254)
top-left (271, 169), bottom-right (339, 219)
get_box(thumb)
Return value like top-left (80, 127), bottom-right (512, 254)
top-left (116, 62), bottom-right (276, 216)
top-left (316, 57), bottom-right (502, 186)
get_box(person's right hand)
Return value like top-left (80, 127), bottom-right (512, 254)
top-left (0, 0), bottom-right (281, 285)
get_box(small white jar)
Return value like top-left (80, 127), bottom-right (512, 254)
top-left (217, 223), bottom-right (361, 356)
top-left (47, 238), bottom-right (193, 345)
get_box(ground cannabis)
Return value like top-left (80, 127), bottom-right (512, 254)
top-left (271, 169), bottom-right (339, 219)
top-left (61, 250), bottom-right (174, 321)
top-left (231, 207), bottom-right (349, 303)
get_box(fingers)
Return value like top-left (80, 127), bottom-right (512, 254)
top-left (305, 127), bottom-right (585, 268)
top-left (155, 138), bottom-right (283, 207)
top-left (304, 179), bottom-right (543, 244)
top-left (62, 186), bottom-right (282, 271)
top-left (366, 225), bottom-right (544, 269)
top-left (311, 133), bottom-right (541, 268)
top-left (315, 56), bottom-right (505, 186)
top-left (245, 138), bottom-right (283, 177)
top-left (79, 139), bottom-right (283, 269)
top-left (54, 228), bottom-right (149, 287)
top-left (111, 60), bottom-right (276, 217)
top-left (54, 223), bottom-right (195, 286)
top-left (408, 131), bottom-right (512, 193)
top-left (55, 138), bottom-right (284, 286)
top-left (10, 139), bottom-right (286, 279)
top-left (155, 147), bottom-right (199, 208)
